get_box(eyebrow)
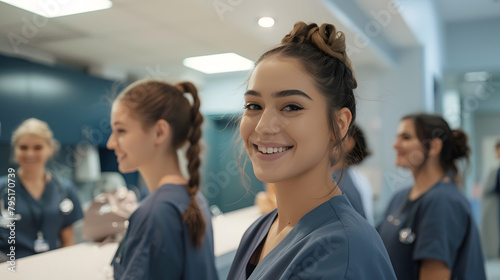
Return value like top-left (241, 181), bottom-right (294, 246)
top-left (244, 89), bottom-right (313, 100)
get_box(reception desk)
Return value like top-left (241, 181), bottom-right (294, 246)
top-left (0, 206), bottom-right (262, 279)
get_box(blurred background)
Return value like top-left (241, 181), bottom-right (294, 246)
top-left (0, 0), bottom-right (499, 276)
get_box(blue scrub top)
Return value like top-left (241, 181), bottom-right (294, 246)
top-left (227, 194), bottom-right (396, 280)
top-left (0, 175), bottom-right (83, 258)
top-left (112, 184), bottom-right (218, 280)
top-left (333, 168), bottom-right (366, 218)
top-left (377, 181), bottom-right (486, 280)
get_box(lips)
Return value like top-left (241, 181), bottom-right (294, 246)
top-left (21, 159), bottom-right (39, 164)
top-left (116, 154), bottom-right (126, 162)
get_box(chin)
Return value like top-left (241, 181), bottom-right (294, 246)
top-left (118, 164), bottom-right (138, 174)
top-left (253, 169), bottom-right (286, 185)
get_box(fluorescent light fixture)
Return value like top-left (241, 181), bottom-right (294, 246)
top-left (258, 17), bottom-right (275, 28)
top-left (183, 53), bottom-right (254, 74)
top-left (464, 71), bottom-right (490, 82)
top-left (0, 0), bottom-right (112, 18)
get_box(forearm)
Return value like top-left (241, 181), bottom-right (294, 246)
top-left (60, 226), bottom-right (75, 247)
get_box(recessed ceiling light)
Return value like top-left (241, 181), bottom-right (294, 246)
top-left (0, 0), bottom-right (112, 18)
top-left (258, 17), bottom-right (275, 28)
top-left (183, 53), bottom-right (254, 74)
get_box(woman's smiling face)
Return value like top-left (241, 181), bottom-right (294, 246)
top-left (106, 101), bottom-right (157, 173)
top-left (240, 57), bottom-right (336, 183)
top-left (15, 134), bottom-right (53, 170)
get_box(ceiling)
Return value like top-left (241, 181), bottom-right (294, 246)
top-left (0, 0), bottom-right (498, 83)
top-left (435, 0), bottom-right (500, 23)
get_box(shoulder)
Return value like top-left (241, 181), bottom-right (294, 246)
top-left (288, 197), bottom-right (395, 279)
top-left (51, 176), bottom-right (77, 191)
top-left (134, 192), bottom-right (183, 222)
top-left (422, 182), bottom-right (470, 211)
top-left (326, 196), bottom-right (385, 251)
top-left (419, 183), bottom-right (469, 217)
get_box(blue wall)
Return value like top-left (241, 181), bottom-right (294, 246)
top-left (0, 54), bottom-right (119, 146)
top-left (0, 54), bottom-right (264, 212)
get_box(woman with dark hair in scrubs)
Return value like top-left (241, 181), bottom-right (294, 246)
top-left (377, 113), bottom-right (486, 280)
top-left (0, 118), bottom-right (83, 259)
top-left (107, 80), bottom-right (217, 280)
top-left (226, 22), bottom-right (396, 280)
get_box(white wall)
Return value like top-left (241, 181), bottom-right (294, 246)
top-left (398, 0), bottom-right (445, 112)
top-left (356, 47), bottom-right (427, 221)
top-left (445, 18), bottom-right (500, 72)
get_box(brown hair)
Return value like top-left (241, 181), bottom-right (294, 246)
top-left (254, 22), bottom-right (357, 166)
top-left (345, 124), bottom-right (371, 166)
top-left (115, 80), bottom-right (205, 247)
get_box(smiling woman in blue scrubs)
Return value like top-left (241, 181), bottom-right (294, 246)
top-left (0, 118), bottom-right (83, 259)
top-left (107, 80), bottom-right (217, 280)
top-left (226, 22), bottom-right (396, 280)
top-left (377, 114), bottom-right (486, 280)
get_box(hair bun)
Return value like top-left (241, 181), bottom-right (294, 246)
top-left (451, 129), bottom-right (469, 160)
top-left (282, 22), bottom-right (353, 72)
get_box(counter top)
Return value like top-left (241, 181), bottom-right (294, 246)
top-left (0, 206), bottom-right (262, 279)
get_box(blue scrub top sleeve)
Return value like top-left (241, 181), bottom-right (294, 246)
top-left (61, 179), bottom-right (84, 229)
top-left (116, 203), bottom-right (184, 280)
top-left (412, 193), bottom-right (467, 268)
top-left (148, 205), bottom-right (184, 279)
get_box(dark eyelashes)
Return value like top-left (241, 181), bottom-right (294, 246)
top-left (243, 103), bottom-right (304, 111)
top-left (282, 104), bottom-right (304, 111)
top-left (243, 103), bottom-right (261, 110)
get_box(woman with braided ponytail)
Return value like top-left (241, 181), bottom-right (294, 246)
top-left (106, 80), bottom-right (217, 280)
top-left (377, 113), bottom-right (486, 280)
top-left (227, 22), bottom-right (396, 279)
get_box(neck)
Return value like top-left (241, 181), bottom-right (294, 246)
top-left (331, 159), bottom-right (347, 172)
top-left (139, 151), bottom-right (186, 193)
top-left (19, 167), bottom-right (46, 183)
top-left (410, 162), bottom-right (445, 200)
top-left (273, 163), bottom-right (341, 232)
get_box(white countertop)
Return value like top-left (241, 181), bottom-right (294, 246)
top-left (0, 242), bottom-right (118, 280)
top-left (212, 206), bottom-right (262, 256)
top-left (0, 206), bottom-right (262, 279)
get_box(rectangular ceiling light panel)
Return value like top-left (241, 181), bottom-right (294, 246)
top-left (183, 53), bottom-right (254, 74)
top-left (1, 0), bottom-right (112, 18)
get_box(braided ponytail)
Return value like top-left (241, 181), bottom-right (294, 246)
top-left (176, 82), bottom-right (206, 248)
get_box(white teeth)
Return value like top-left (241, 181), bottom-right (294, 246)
top-left (258, 145), bottom-right (291, 154)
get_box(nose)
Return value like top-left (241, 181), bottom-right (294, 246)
top-left (106, 132), bottom-right (116, 150)
top-left (255, 109), bottom-right (282, 136)
top-left (393, 138), bottom-right (400, 150)
top-left (26, 148), bottom-right (35, 157)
